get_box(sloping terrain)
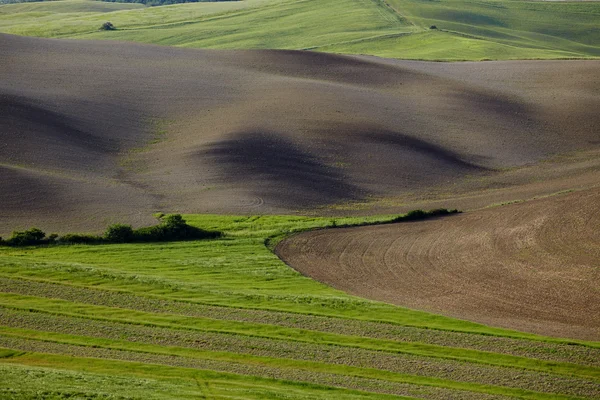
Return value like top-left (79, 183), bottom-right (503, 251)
top-left (277, 188), bottom-right (600, 340)
top-left (1, 0), bottom-right (599, 59)
top-left (2, 33), bottom-right (600, 233)
top-left (0, 215), bottom-right (599, 399)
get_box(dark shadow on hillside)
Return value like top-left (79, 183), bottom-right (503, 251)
top-left (360, 130), bottom-right (489, 172)
top-left (0, 94), bottom-right (118, 155)
top-left (452, 89), bottom-right (532, 122)
top-left (0, 166), bottom-right (61, 213)
top-left (199, 131), bottom-right (366, 208)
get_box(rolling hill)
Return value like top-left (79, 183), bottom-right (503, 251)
top-left (2, 0), bottom-right (600, 398)
top-left (0, 0), bottom-right (599, 60)
top-left (2, 33), bottom-right (599, 234)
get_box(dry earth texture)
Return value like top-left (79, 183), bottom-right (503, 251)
top-left (277, 188), bottom-right (600, 340)
top-left (2, 33), bottom-right (600, 234)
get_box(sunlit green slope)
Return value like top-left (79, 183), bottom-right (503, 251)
top-left (1, 0), bottom-right (599, 60)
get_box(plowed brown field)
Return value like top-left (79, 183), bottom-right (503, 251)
top-left (2, 33), bottom-right (600, 233)
top-left (277, 188), bottom-right (600, 340)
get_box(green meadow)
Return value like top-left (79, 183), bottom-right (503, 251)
top-left (1, 215), bottom-right (599, 398)
top-left (1, 0), bottom-right (599, 60)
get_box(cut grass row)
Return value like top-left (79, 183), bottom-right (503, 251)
top-left (0, 332), bottom-right (590, 400)
top-left (0, 292), bottom-right (598, 380)
top-left (2, 276), bottom-right (597, 366)
top-left (0, 352), bottom-right (409, 400)
top-left (1, 307), bottom-right (597, 397)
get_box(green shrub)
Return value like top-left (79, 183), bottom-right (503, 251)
top-left (391, 208), bottom-right (460, 223)
top-left (6, 228), bottom-right (46, 246)
top-left (403, 209), bottom-right (428, 221)
top-left (105, 224), bottom-right (134, 243)
top-left (133, 214), bottom-right (220, 242)
top-left (58, 234), bottom-right (102, 245)
top-left (3, 215), bottom-right (220, 247)
top-left (100, 22), bottom-right (115, 31)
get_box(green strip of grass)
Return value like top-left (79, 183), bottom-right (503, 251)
top-left (0, 350), bottom-right (411, 400)
top-left (0, 294), bottom-right (597, 380)
top-left (0, 327), bottom-right (587, 400)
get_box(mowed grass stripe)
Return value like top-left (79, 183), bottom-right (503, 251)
top-left (1, 338), bottom-right (467, 400)
top-left (0, 329), bottom-right (591, 400)
top-left (2, 308), bottom-right (596, 397)
top-left (2, 276), bottom-right (597, 367)
top-left (0, 350), bottom-right (415, 400)
top-left (0, 293), bottom-right (597, 380)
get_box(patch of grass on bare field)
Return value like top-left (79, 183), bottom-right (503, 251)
top-left (0, 213), bottom-right (599, 398)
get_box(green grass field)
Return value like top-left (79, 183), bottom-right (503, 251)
top-left (1, 214), bottom-right (599, 398)
top-left (1, 0), bottom-right (599, 60)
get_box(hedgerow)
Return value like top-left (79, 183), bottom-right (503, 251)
top-left (0, 215), bottom-right (220, 247)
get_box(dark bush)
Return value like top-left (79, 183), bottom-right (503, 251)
top-left (403, 209), bottom-right (428, 220)
top-left (100, 22), bottom-right (115, 31)
top-left (3, 214), bottom-right (220, 247)
top-left (105, 224), bottom-right (134, 243)
top-left (430, 25), bottom-right (438, 30)
top-left (391, 208), bottom-right (460, 223)
top-left (58, 234), bottom-right (102, 245)
top-left (6, 228), bottom-right (46, 246)
top-left (133, 214), bottom-right (220, 242)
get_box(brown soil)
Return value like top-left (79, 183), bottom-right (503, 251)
top-left (277, 188), bottom-right (600, 340)
top-left (2, 33), bottom-right (600, 233)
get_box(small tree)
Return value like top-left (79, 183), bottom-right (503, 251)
top-left (162, 214), bottom-right (186, 228)
top-left (100, 22), bottom-right (116, 31)
top-left (105, 224), bottom-right (134, 243)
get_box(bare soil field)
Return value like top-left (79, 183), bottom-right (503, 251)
top-left (1, 33), bottom-right (600, 233)
top-left (277, 188), bottom-right (600, 340)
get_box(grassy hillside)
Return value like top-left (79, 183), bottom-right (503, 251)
top-left (1, 0), bottom-right (599, 60)
top-left (1, 214), bottom-right (599, 399)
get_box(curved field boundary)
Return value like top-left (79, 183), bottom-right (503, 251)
top-left (277, 188), bottom-right (600, 340)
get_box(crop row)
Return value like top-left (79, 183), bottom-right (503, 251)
top-left (2, 307), bottom-right (598, 397)
top-left (1, 276), bottom-right (597, 366)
